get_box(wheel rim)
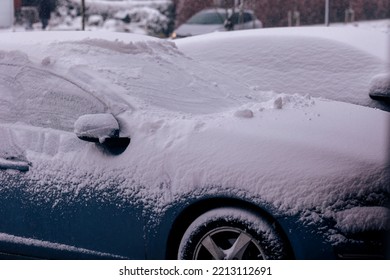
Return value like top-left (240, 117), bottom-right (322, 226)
top-left (193, 226), bottom-right (265, 260)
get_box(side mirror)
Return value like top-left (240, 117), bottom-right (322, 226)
top-left (74, 113), bottom-right (131, 155)
top-left (74, 113), bottom-right (119, 143)
top-left (369, 73), bottom-right (390, 101)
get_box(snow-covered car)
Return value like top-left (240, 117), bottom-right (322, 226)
top-left (171, 8), bottom-right (262, 38)
top-left (0, 30), bottom-right (389, 260)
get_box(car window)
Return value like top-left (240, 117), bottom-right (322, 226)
top-left (230, 12), bottom-right (253, 25)
top-left (243, 12), bottom-right (253, 23)
top-left (186, 11), bottom-right (225, 25)
top-left (0, 65), bottom-right (106, 132)
top-left (230, 13), bottom-right (239, 25)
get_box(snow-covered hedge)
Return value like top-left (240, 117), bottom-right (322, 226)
top-left (52, 0), bottom-right (175, 37)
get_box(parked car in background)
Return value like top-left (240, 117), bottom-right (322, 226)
top-left (171, 8), bottom-right (262, 38)
top-left (0, 29), bottom-right (388, 260)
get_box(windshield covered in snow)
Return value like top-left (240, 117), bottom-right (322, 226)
top-left (0, 31), bottom-right (257, 117)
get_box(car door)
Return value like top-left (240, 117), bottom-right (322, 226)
top-left (0, 65), bottom-right (145, 259)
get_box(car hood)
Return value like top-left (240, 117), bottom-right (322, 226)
top-left (176, 27), bottom-right (389, 112)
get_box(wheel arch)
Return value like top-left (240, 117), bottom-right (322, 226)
top-left (165, 197), bottom-right (295, 259)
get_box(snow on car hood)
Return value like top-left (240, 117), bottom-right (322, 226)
top-left (176, 27), bottom-right (390, 111)
top-left (0, 31), bottom-right (389, 244)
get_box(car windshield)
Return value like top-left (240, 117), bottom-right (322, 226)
top-left (186, 11), bottom-right (225, 25)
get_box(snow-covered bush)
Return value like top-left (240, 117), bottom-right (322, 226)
top-left (52, 0), bottom-right (175, 37)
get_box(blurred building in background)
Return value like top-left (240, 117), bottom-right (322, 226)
top-left (174, 0), bottom-right (390, 28)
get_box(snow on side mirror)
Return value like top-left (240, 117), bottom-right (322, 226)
top-left (369, 73), bottom-right (390, 101)
top-left (74, 113), bottom-right (120, 143)
top-left (74, 114), bottom-right (131, 155)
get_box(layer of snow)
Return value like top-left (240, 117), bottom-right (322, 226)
top-left (0, 126), bottom-right (28, 162)
top-left (0, 49), bottom-right (108, 132)
top-left (0, 30), bottom-right (389, 254)
top-left (175, 27), bottom-right (389, 111)
top-left (335, 206), bottom-right (390, 234)
top-left (74, 113), bottom-right (119, 142)
top-left (0, 233), bottom-right (125, 258)
top-left (0, 31), bottom-right (254, 115)
top-left (369, 73), bottom-right (390, 97)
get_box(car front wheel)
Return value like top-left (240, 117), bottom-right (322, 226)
top-left (177, 207), bottom-right (290, 260)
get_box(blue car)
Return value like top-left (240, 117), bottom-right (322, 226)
top-left (0, 30), bottom-right (389, 259)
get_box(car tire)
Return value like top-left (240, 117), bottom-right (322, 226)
top-left (177, 207), bottom-right (290, 260)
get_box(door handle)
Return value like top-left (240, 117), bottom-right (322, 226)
top-left (0, 158), bottom-right (30, 172)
